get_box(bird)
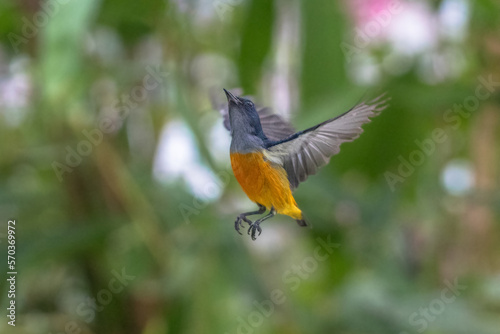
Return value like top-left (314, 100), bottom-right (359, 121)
top-left (219, 89), bottom-right (389, 240)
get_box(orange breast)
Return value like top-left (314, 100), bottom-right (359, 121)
top-left (230, 151), bottom-right (302, 219)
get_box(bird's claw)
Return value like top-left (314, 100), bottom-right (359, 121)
top-left (247, 222), bottom-right (262, 241)
top-left (234, 217), bottom-right (244, 235)
top-left (234, 215), bottom-right (252, 235)
top-left (234, 214), bottom-right (263, 240)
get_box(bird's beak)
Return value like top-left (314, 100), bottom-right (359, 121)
top-left (223, 88), bottom-right (240, 105)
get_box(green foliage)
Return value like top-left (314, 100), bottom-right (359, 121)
top-left (0, 0), bottom-right (499, 333)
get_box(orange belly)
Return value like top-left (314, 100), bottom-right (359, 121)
top-left (230, 151), bottom-right (302, 220)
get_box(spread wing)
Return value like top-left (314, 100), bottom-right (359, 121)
top-left (254, 107), bottom-right (296, 141)
top-left (266, 94), bottom-right (390, 190)
top-left (212, 89), bottom-right (295, 141)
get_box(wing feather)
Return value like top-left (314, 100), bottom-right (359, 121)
top-left (256, 108), bottom-right (296, 141)
top-left (268, 94), bottom-right (390, 189)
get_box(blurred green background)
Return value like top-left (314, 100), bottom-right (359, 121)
top-left (0, 0), bottom-right (500, 333)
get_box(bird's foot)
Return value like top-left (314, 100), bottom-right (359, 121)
top-left (247, 221), bottom-right (262, 241)
top-left (234, 215), bottom-right (252, 235)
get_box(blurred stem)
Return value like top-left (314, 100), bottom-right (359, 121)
top-left (94, 140), bottom-right (167, 271)
top-left (172, 72), bottom-right (219, 171)
top-left (462, 103), bottom-right (499, 271)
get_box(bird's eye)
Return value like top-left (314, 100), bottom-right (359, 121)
top-left (245, 100), bottom-right (253, 107)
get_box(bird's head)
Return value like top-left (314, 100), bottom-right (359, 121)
top-left (224, 89), bottom-right (265, 138)
top-left (224, 88), bottom-right (256, 112)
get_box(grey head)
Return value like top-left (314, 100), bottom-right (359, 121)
top-left (224, 89), bottom-right (269, 153)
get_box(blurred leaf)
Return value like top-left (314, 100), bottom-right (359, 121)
top-left (237, 0), bottom-right (275, 93)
